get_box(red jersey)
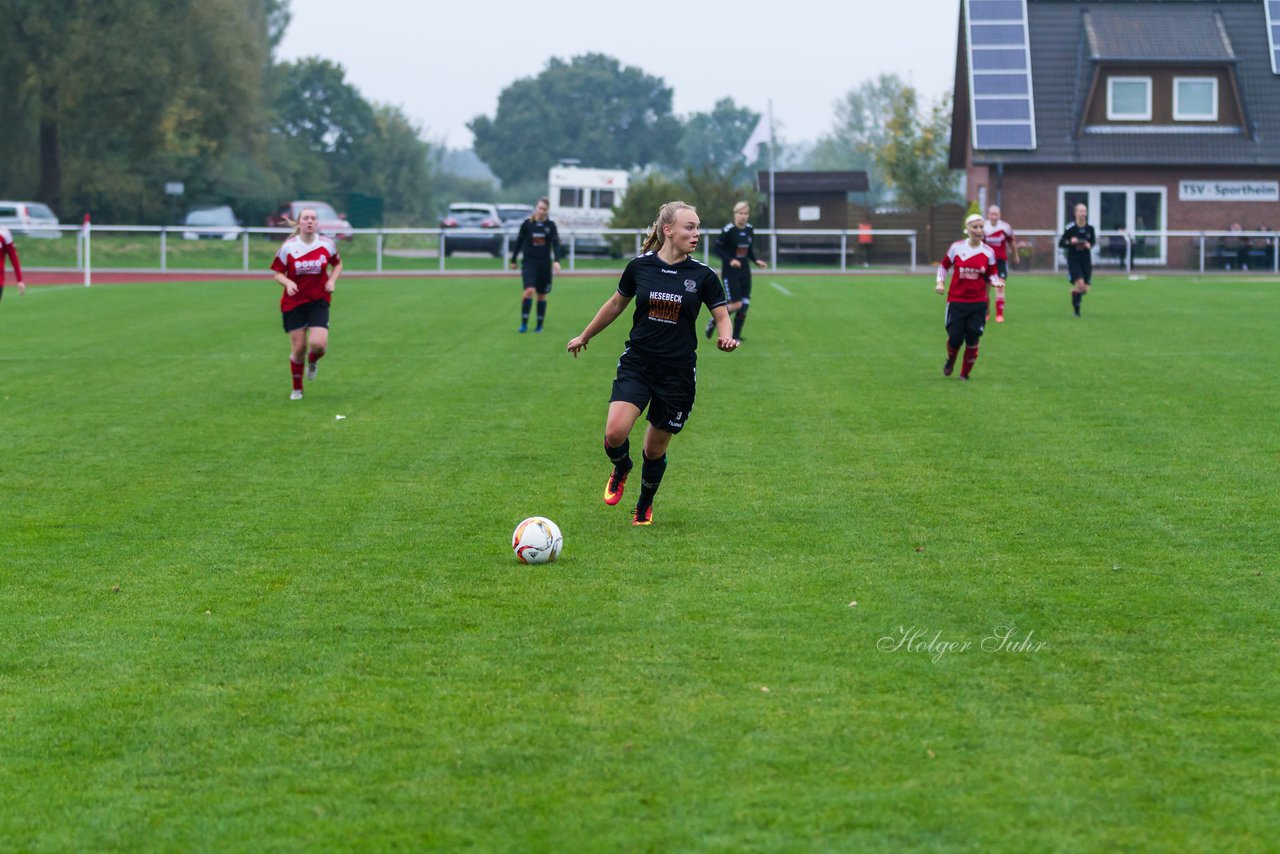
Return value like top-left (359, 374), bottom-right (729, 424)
top-left (271, 235), bottom-right (340, 312)
top-left (982, 219), bottom-right (1015, 261)
top-left (0, 226), bottom-right (21, 286)
top-left (938, 240), bottom-right (998, 303)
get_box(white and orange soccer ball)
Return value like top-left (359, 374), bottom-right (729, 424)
top-left (512, 516), bottom-right (563, 564)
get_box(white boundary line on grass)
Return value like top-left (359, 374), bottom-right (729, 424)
top-left (769, 281), bottom-right (793, 296)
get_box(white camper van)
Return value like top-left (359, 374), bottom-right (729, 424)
top-left (548, 165), bottom-right (628, 255)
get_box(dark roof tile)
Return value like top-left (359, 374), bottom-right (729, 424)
top-left (1085, 7), bottom-right (1234, 61)
top-left (757, 171), bottom-right (870, 193)
top-left (959, 0), bottom-right (1279, 165)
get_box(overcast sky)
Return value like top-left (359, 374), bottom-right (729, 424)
top-left (278, 0), bottom-right (959, 150)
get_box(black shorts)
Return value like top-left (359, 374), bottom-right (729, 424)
top-left (1067, 254), bottom-right (1092, 284)
top-left (995, 258), bottom-right (1008, 280)
top-left (724, 267), bottom-right (752, 303)
top-left (609, 348), bottom-right (696, 434)
top-left (282, 300), bottom-right (330, 333)
top-left (945, 301), bottom-right (988, 342)
top-left (521, 260), bottom-right (553, 294)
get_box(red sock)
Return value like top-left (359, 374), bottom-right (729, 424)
top-left (308, 350), bottom-right (325, 365)
top-left (961, 345), bottom-right (979, 377)
top-left (290, 359), bottom-right (304, 390)
top-left (946, 343), bottom-right (960, 361)
top-left (996, 298), bottom-right (1005, 315)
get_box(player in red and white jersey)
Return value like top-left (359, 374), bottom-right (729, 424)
top-left (935, 214), bottom-right (1001, 380)
top-left (982, 205), bottom-right (1016, 323)
top-left (270, 208), bottom-right (342, 400)
top-left (0, 226), bottom-right (26, 303)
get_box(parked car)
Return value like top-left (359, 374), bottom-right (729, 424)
top-left (266, 201), bottom-right (354, 240)
top-left (0, 200), bottom-right (61, 238)
top-left (496, 203), bottom-right (534, 236)
top-left (440, 202), bottom-right (504, 256)
top-left (182, 205), bottom-right (242, 240)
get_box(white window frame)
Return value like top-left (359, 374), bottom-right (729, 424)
top-left (1057, 184), bottom-right (1168, 265)
top-left (1107, 76), bottom-right (1153, 121)
top-left (1173, 76), bottom-right (1219, 121)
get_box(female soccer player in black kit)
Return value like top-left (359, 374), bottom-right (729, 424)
top-left (706, 201), bottom-right (767, 341)
top-left (510, 197), bottom-right (562, 332)
top-left (567, 201), bottom-right (738, 526)
top-left (1059, 203), bottom-right (1096, 317)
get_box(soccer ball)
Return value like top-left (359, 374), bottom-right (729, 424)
top-left (512, 517), bottom-right (563, 564)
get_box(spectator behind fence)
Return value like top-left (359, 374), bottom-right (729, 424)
top-left (1219, 222), bottom-right (1252, 271)
top-left (1259, 225), bottom-right (1275, 268)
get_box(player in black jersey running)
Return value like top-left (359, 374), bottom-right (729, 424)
top-left (567, 201), bottom-right (738, 526)
top-left (510, 197), bottom-right (562, 332)
top-left (705, 201), bottom-right (768, 341)
top-left (1059, 203), bottom-right (1096, 317)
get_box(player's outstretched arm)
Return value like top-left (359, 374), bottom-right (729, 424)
top-left (710, 305), bottom-right (739, 351)
top-left (567, 292), bottom-right (630, 357)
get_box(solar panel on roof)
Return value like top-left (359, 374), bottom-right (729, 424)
top-left (1269, 2), bottom-right (1280, 74)
top-left (965, 0), bottom-right (1037, 151)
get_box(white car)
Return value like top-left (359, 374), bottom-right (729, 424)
top-left (0, 200), bottom-right (61, 238)
top-left (182, 205), bottom-right (242, 240)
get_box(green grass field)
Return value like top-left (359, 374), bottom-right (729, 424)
top-left (0, 272), bottom-right (1275, 851)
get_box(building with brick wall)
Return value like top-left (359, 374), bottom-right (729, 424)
top-left (950, 0), bottom-right (1280, 267)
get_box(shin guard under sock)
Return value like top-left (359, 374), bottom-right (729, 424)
top-left (605, 439), bottom-right (632, 475)
top-left (636, 452), bottom-right (667, 511)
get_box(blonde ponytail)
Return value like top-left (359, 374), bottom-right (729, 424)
top-left (640, 200), bottom-right (696, 253)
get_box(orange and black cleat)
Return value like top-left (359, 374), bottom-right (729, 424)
top-left (632, 505), bottom-right (653, 526)
top-left (604, 466), bottom-right (629, 506)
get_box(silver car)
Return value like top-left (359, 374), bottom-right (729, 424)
top-left (496, 203), bottom-right (534, 237)
top-left (182, 205), bottom-right (242, 240)
top-left (0, 200), bottom-right (61, 238)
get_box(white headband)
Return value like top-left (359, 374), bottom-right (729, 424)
top-left (965, 214), bottom-right (985, 227)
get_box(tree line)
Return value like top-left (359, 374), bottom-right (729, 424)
top-left (0, 1), bottom-right (955, 226)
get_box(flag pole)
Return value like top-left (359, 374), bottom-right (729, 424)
top-left (83, 213), bottom-right (92, 288)
top-left (768, 99), bottom-right (777, 268)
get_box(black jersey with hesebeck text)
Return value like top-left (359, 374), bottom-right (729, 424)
top-left (714, 223), bottom-right (758, 270)
top-left (1058, 223), bottom-right (1096, 261)
top-left (617, 252), bottom-right (728, 366)
top-left (511, 218), bottom-right (561, 263)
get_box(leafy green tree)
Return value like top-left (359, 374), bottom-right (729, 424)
top-left (270, 57), bottom-right (379, 195)
top-left (606, 168), bottom-right (758, 255)
top-left (876, 89), bottom-right (960, 213)
top-left (469, 54), bottom-right (682, 187)
top-left (807, 74), bottom-right (905, 204)
top-left (609, 173), bottom-right (692, 232)
top-left (0, 0), bottom-right (275, 220)
top-left (365, 105), bottom-right (436, 224)
top-left (677, 98), bottom-right (761, 173)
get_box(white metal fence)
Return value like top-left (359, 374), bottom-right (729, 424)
top-left (20, 224), bottom-right (920, 283)
top-left (1003, 229), bottom-right (1279, 275)
top-left (16, 224), bottom-right (1280, 283)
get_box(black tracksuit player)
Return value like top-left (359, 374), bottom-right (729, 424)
top-left (510, 198), bottom-right (562, 332)
top-left (1059, 204), bottom-right (1096, 317)
top-left (707, 204), bottom-right (767, 340)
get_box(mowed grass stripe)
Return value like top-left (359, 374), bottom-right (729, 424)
top-left (0, 273), bottom-right (1275, 851)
